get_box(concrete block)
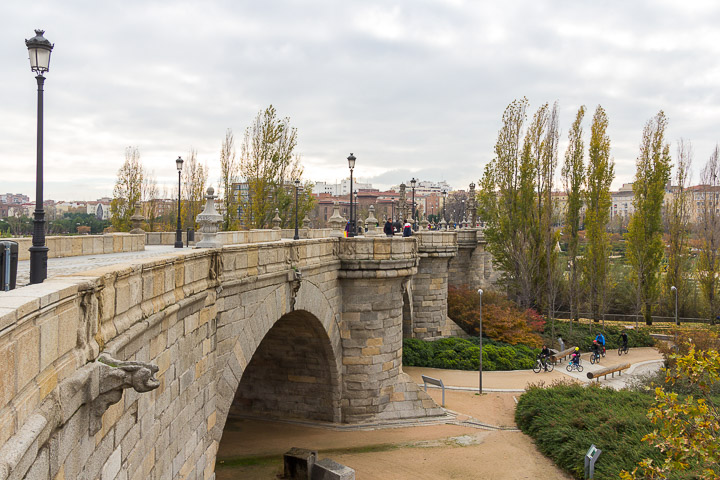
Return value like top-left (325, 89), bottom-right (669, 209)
top-left (311, 458), bottom-right (355, 480)
top-left (284, 447), bottom-right (317, 479)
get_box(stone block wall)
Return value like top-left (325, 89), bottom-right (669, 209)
top-left (338, 237), bottom-right (444, 422)
top-left (412, 232), bottom-right (458, 339)
top-left (13, 233), bottom-right (145, 261)
top-left (0, 234), bottom-right (447, 479)
top-left (229, 312), bottom-right (338, 422)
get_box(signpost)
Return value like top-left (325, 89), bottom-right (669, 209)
top-left (584, 444), bottom-right (601, 479)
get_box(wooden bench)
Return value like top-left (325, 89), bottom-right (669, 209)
top-left (551, 347), bottom-right (577, 364)
top-left (586, 363), bottom-right (631, 382)
top-left (421, 375), bottom-right (445, 406)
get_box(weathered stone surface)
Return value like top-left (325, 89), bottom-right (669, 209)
top-left (284, 447), bottom-right (317, 480)
top-left (0, 229), bottom-right (497, 479)
top-left (311, 458), bottom-right (355, 480)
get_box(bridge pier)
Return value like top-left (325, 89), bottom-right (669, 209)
top-left (338, 237), bottom-right (444, 422)
top-left (411, 232), bottom-right (458, 339)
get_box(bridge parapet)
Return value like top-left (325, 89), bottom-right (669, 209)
top-left (337, 237), bottom-right (418, 278)
top-left (448, 228), bottom-right (497, 290)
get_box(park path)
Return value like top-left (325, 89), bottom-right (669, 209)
top-left (216, 349), bottom-right (663, 479)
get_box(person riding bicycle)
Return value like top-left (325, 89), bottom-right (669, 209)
top-left (570, 347), bottom-right (581, 366)
top-left (595, 332), bottom-right (606, 355)
top-left (620, 331), bottom-right (628, 351)
top-left (591, 340), bottom-right (601, 359)
top-left (539, 345), bottom-right (551, 371)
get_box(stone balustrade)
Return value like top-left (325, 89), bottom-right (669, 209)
top-left (11, 233), bottom-right (145, 261)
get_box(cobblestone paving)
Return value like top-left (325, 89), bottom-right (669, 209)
top-left (15, 245), bottom-right (180, 287)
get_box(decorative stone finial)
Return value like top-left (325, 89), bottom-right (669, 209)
top-left (327, 201), bottom-right (345, 236)
top-left (272, 208), bottom-right (282, 230)
top-left (365, 205), bottom-right (378, 234)
top-left (195, 187), bottom-right (223, 247)
top-left (302, 214), bottom-right (312, 229)
top-left (129, 201), bottom-right (146, 234)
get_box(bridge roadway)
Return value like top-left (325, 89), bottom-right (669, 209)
top-left (14, 245), bottom-right (179, 286)
top-left (0, 230), bottom-right (496, 480)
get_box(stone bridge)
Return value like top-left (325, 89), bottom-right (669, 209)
top-left (0, 229), bottom-right (496, 480)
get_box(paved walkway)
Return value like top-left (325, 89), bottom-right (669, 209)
top-left (15, 245), bottom-right (179, 286)
top-left (403, 346), bottom-right (664, 392)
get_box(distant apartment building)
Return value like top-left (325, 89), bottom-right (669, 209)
top-left (611, 183), bottom-right (636, 219)
top-left (314, 179), bottom-right (373, 197)
top-left (0, 193), bottom-right (30, 204)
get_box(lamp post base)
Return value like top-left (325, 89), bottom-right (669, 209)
top-left (29, 245), bottom-right (48, 284)
top-left (174, 229), bottom-right (183, 248)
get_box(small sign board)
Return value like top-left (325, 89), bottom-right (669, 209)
top-left (585, 445), bottom-right (597, 459)
top-left (584, 444), bottom-right (602, 479)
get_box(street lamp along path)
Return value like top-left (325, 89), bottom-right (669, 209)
top-left (25, 29), bottom-right (54, 285)
top-left (175, 156), bottom-right (184, 248)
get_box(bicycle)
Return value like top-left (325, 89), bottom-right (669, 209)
top-left (589, 349), bottom-right (601, 365)
top-left (618, 343), bottom-right (629, 356)
top-left (566, 359), bottom-right (583, 372)
top-left (533, 355), bottom-right (554, 373)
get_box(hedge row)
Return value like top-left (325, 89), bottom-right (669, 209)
top-left (402, 337), bottom-right (538, 371)
top-left (515, 383), bottom-right (659, 479)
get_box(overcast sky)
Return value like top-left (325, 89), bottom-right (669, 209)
top-left (2, 0), bottom-right (720, 201)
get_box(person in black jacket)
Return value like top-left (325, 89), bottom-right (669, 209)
top-left (384, 219), bottom-right (393, 237)
top-left (539, 345), bottom-right (551, 371)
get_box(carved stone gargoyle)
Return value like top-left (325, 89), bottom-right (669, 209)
top-left (89, 354), bottom-right (160, 434)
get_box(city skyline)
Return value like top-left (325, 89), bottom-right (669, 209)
top-left (2, 1), bottom-right (720, 200)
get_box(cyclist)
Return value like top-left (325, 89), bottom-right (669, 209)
top-left (591, 340), bottom-right (601, 360)
top-left (620, 331), bottom-right (629, 352)
top-left (539, 345), bottom-right (552, 371)
top-left (570, 347), bottom-right (581, 366)
top-left (595, 332), bottom-right (606, 355)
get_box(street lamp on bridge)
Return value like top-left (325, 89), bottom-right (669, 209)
top-left (410, 178), bottom-right (416, 230)
top-left (347, 153), bottom-right (356, 237)
top-left (175, 157), bottom-right (184, 248)
top-left (25, 29), bottom-right (54, 284)
top-left (294, 179), bottom-right (301, 240)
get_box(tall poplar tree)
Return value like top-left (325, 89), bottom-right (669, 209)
top-left (479, 98), bottom-right (533, 306)
top-left (561, 106), bottom-right (586, 322)
top-left (540, 103), bottom-right (561, 328)
top-left (626, 111), bottom-right (672, 325)
top-left (583, 106), bottom-right (614, 322)
top-left (696, 146), bottom-right (720, 325)
top-left (239, 105), bottom-right (307, 229)
top-left (665, 139), bottom-right (692, 319)
top-left (110, 147), bottom-right (144, 232)
top-left (219, 129), bottom-right (239, 231)
top-left (182, 149), bottom-right (209, 229)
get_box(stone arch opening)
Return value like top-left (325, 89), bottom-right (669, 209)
top-left (402, 284), bottom-right (413, 338)
top-left (228, 309), bottom-right (341, 422)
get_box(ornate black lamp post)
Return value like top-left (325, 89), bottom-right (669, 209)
top-left (174, 156), bottom-right (184, 248)
top-left (294, 179), bottom-right (300, 240)
top-left (442, 189), bottom-right (448, 229)
top-left (410, 178), bottom-right (417, 230)
top-left (461, 199), bottom-right (466, 228)
top-left (25, 29), bottom-right (54, 284)
top-left (347, 153), bottom-right (356, 237)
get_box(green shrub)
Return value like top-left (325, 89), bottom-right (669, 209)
top-left (402, 337), bottom-right (537, 371)
top-left (515, 383), bottom-right (659, 479)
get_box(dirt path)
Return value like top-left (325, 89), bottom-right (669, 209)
top-left (216, 392), bottom-right (573, 480)
top-left (215, 348), bottom-right (663, 479)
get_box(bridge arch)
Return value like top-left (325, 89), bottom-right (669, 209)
top-left (213, 275), bottom-right (343, 444)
